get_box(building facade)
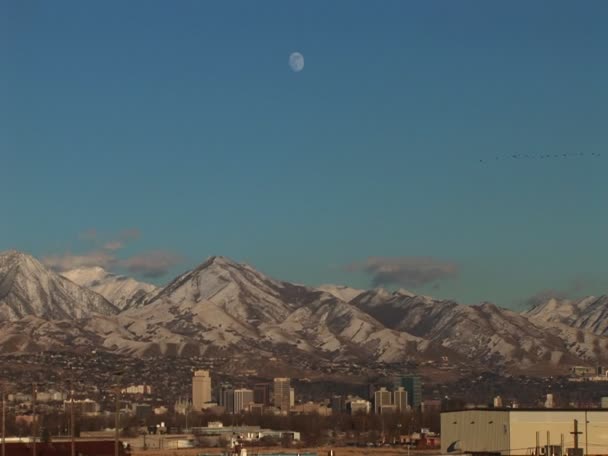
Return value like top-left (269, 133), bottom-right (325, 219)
top-left (192, 370), bottom-right (212, 411)
top-left (234, 388), bottom-right (254, 413)
top-left (441, 409), bottom-right (608, 456)
top-left (253, 383), bottom-right (271, 406)
top-left (273, 378), bottom-right (291, 413)
top-left (393, 387), bottom-right (408, 412)
top-left (374, 387), bottom-right (392, 414)
top-left (396, 375), bottom-right (422, 408)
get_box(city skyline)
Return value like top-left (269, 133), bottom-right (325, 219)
top-left (2, 1), bottom-right (607, 309)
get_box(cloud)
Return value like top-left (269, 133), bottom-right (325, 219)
top-left (523, 279), bottom-right (588, 309)
top-left (345, 256), bottom-right (459, 288)
top-left (120, 251), bottom-right (182, 278)
top-left (44, 228), bottom-right (181, 279)
top-left (43, 250), bottom-right (116, 271)
top-left (103, 241), bottom-right (124, 251)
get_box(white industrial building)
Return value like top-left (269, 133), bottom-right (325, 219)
top-left (441, 409), bottom-right (608, 456)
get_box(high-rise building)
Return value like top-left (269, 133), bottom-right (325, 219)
top-left (222, 389), bottom-right (235, 414)
top-left (234, 388), bottom-right (254, 413)
top-left (218, 383), bottom-right (233, 407)
top-left (374, 387), bottom-right (392, 414)
top-left (393, 387), bottom-right (408, 412)
top-left (273, 378), bottom-right (291, 412)
top-left (253, 383), bottom-right (271, 406)
top-left (192, 370), bottom-right (212, 411)
top-left (396, 375), bottom-right (422, 408)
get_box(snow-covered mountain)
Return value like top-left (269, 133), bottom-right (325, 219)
top-left (525, 296), bottom-right (608, 336)
top-left (352, 289), bottom-right (608, 367)
top-left (117, 256), bottom-right (449, 361)
top-left (317, 284), bottom-right (366, 303)
top-left (62, 266), bottom-right (158, 310)
top-left (0, 251), bottom-right (118, 320)
top-left (1, 250), bottom-right (606, 371)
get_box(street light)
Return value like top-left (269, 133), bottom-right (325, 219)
top-left (1, 381), bottom-right (7, 456)
top-left (66, 364), bottom-right (76, 456)
top-left (113, 371), bottom-right (124, 456)
top-left (32, 383), bottom-right (37, 456)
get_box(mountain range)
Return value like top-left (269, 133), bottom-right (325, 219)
top-left (0, 250), bottom-right (606, 372)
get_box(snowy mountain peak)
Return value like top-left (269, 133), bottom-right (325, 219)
top-left (317, 284), bottom-right (365, 302)
top-left (62, 266), bottom-right (158, 311)
top-left (394, 288), bottom-right (416, 297)
top-left (0, 250), bottom-right (118, 321)
top-left (526, 295), bottom-right (608, 336)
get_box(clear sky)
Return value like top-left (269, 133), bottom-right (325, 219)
top-left (2, 1), bottom-right (607, 309)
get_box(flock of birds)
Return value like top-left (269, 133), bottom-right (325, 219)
top-left (479, 152), bottom-right (603, 163)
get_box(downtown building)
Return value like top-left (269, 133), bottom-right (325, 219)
top-left (233, 388), bottom-right (255, 413)
top-left (273, 378), bottom-right (291, 413)
top-left (192, 370), bottom-right (212, 411)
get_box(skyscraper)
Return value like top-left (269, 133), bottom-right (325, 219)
top-left (253, 383), bottom-right (271, 406)
top-left (396, 375), bottom-right (422, 408)
top-left (222, 388), bottom-right (235, 414)
top-left (374, 387), bottom-right (392, 414)
top-left (393, 387), bottom-right (408, 412)
top-left (192, 370), bottom-right (211, 411)
top-left (218, 383), bottom-right (233, 407)
top-left (273, 378), bottom-right (291, 412)
top-left (234, 388), bottom-right (254, 413)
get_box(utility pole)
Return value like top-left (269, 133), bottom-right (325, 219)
top-left (70, 385), bottom-right (75, 456)
top-left (113, 371), bottom-right (123, 456)
top-left (585, 412), bottom-right (589, 456)
top-left (571, 419), bottom-right (583, 454)
top-left (115, 386), bottom-right (120, 456)
top-left (32, 383), bottom-right (37, 456)
top-left (1, 383), bottom-right (6, 456)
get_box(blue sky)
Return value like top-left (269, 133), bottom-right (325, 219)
top-left (1, 1), bottom-right (607, 308)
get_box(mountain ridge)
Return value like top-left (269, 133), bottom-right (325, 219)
top-left (1, 250), bottom-right (606, 371)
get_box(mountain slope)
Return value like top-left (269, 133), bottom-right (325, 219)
top-left (352, 289), bottom-right (608, 366)
top-left (119, 256), bottom-right (450, 362)
top-left (317, 284), bottom-right (366, 303)
top-left (0, 251), bottom-right (118, 321)
top-left (525, 296), bottom-right (608, 336)
top-left (62, 266), bottom-right (158, 310)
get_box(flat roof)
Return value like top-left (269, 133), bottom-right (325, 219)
top-left (442, 408), bottom-right (608, 413)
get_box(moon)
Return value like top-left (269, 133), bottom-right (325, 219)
top-left (289, 52), bottom-right (304, 72)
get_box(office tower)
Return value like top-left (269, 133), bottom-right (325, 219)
top-left (253, 383), bottom-right (271, 406)
top-left (192, 370), bottom-right (212, 411)
top-left (393, 387), bottom-right (408, 412)
top-left (273, 378), bottom-right (291, 412)
top-left (396, 375), bottom-right (422, 408)
top-left (222, 389), bottom-right (235, 414)
top-left (234, 388), bottom-right (254, 413)
top-left (218, 383), bottom-right (233, 407)
top-left (374, 387), bottom-right (392, 414)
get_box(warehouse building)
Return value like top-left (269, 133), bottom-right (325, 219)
top-left (441, 409), bottom-right (608, 456)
